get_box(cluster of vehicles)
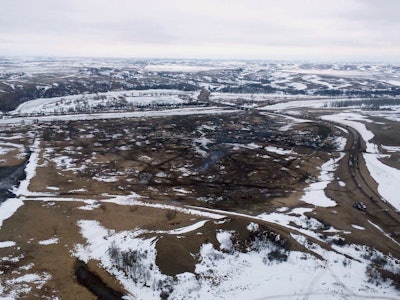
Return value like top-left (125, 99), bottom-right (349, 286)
top-left (353, 201), bottom-right (367, 212)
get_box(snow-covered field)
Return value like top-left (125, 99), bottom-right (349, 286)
top-left (300, 153), bottom-right (345, 207)
top-left (74, 217), bottom-right (400, 300)
top-left (11, 89), bottom-right (195, 116)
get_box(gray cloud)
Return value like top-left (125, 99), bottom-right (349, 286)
top-left (0, 0), bottom-right (399, 61)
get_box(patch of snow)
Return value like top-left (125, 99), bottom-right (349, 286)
top-left (105, 196), bottom-right (225, 220)
top-left (199, 124), bottom-right (216, 131)
top-left (0, 241), bottom-right (16, 248)
top-left (93, 176), bottom-right (119, 183)
top-left (5, 272), bottom-right (51, 288)
top-left (52, 155), bottom-right (83, 172)
top-left (258, 208), bottom-right (324, 241)
top-left (77, 200), bottom-right (102, 211)
top-left (385, 80), bottom-right (400, 86)
top-left (216, 231), bottom-right (233, 251)
top-left (352, 225), bottom-right (365, 230)
top-left (156, 172), bottom-right (168, 178)
top-left (382, 145), bottom-right (400, 153)
top-left (46, 186), bottom-right (59, 191)
top-left (0, 198), bottom-right (24, 229)
top-left (0, 147), bottom-right (16, 156)
top-left (19, 263), bottom-right (34, 271)
top-left (246, 142), bottom-right (261, 149)
top-left (172, 188), bottom-right (190, 195)
top-left (333, 136), bottom-right (347, 151)
top-left (334, 125), bottom-right (349, 134)
top-left (276, 207), bottom-right (289, 212)
top-left (69, 188), bottom-right (87, 193)
top-left (289, 82), bottom-right (307, 90)
top-left (1, 272), bottom-right (52, 298)
top-left (264, 146), bottom-right (293, 155)
top-left (227, 142), bottom-right (261, 150)
top-left (278, 115), bottom-right (312, 131)
top-left (177, 166), bottom-right (192, 177)
top-left (0, 141), bottom-right (25, 153)
top-left (12, 139), bottom-right (45, 197)
top-left (368, 221), bottom-right (400, 247)
top-left (321, 113), bottom-right (375, 152)
top-left (363, 153), bottom-right (400, 210)
top-left (300, 154), bottom-right (344, 207)
top-left (38, 237), bottom-right (59, 245)
top-left (247, 222), bottom-right (259, 232)
top-left (304, 74), bottom-right (334, 89)
top-left (193, 137), bottom-right (212, 158)
top-left (163, 220), bottom-right (209, 235)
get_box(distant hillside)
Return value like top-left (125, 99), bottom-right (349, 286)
top-left (1, 58), bottom-right (400, 112)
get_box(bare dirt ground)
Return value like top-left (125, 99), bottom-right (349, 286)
top-left (1, 110), bottom-right (400, 298)
top-left (26, 112), bottom-right (331, 208)
top-left (367, 116), bottom-right (400, 169)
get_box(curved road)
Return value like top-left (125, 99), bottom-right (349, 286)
top-left (338, 123), bottom-right (400, 228)
top-left (303, 115), bottom-right (400, 238)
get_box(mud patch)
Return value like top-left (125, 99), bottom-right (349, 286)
top-left (75, 259), bottom-right (124, 300)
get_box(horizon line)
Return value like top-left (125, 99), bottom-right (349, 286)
top-left (0, 54), bottom-right (399, 65)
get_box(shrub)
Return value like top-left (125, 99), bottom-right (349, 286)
top-left (266, 250), bottom-right (288, 263)
top-left (108, 243), bottom-right (151, 284)
top-left (165, 210), bottom-right (177, 221)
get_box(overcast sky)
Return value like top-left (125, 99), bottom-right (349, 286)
top-left (1, 0), bottom-right (399, 62)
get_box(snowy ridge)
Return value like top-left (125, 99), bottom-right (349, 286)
top-left (105, 196), bottom-right (226, 220)
top-left (11, 89), bottom-right (194, 116)
top-left (0, 107), bottom-right (238, 125)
